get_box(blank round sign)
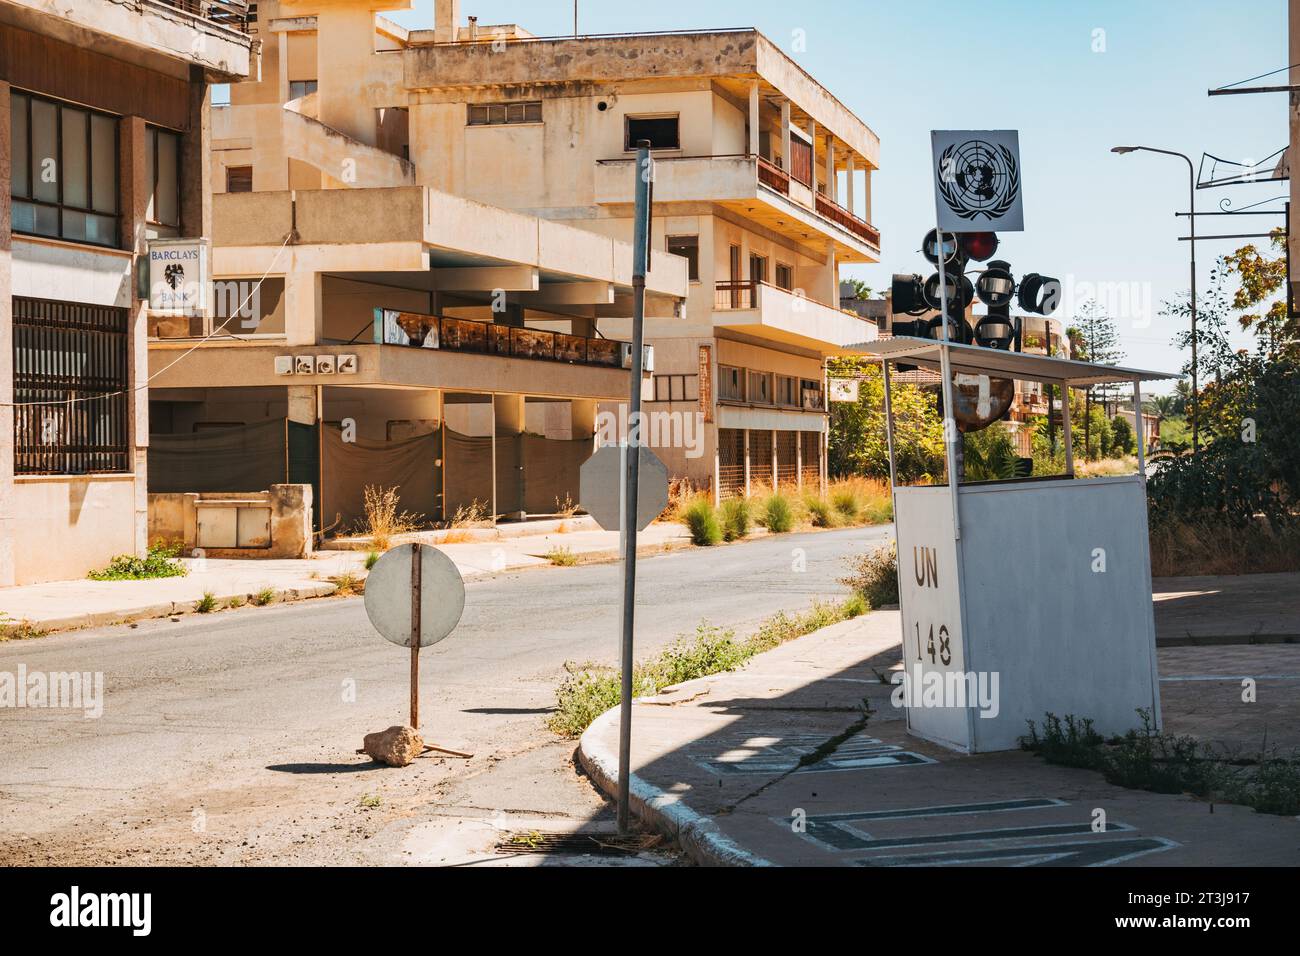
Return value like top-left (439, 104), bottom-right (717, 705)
top-left (363, 543), bottom-right (466, 648)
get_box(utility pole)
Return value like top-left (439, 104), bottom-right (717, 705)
top-left (616, 141), bottom-right (652, 833)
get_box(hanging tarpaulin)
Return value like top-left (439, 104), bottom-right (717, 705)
top-left (148, 419), bottom-right (287, 494)
top-left (931, 130), bottom-right (1024, 232)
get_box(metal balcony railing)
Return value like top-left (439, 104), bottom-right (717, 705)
top-left (378, 311), bottom-right (623, 368)
top-left (152, 0), bottom-right (253, 33)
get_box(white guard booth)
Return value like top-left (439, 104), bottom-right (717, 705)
top-left (849, 337), bottom-right (1175, 753)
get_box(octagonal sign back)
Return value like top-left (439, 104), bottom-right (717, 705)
top-left (580, 444), bottom-right (669, 532)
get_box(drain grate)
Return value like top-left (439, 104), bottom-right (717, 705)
top-left (495, 830), bottom-right (662, 856)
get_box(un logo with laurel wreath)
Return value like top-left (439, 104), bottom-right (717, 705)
top-left (937, 140), bottom-right (1020, 222)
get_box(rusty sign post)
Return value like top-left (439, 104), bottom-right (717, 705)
top-left (364, 543), bottom-right (466, 746)
top-left (410, 542), bottom-right (422, 728)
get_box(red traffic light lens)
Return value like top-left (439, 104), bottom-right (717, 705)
top-left (960, 232), bottom-right (999, 262)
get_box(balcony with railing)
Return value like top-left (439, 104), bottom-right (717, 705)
top-left (711, 280), bottom-right (878, 353)
top-left (375, 309), bottom-right (624, 368)
top-left (151, 0), bottom-right (253, 32)
top-left (593, 153), bottom-right (881, 261)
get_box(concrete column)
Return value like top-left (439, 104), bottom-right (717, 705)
top-left (284, 265), bottom-right (323, 345)
top-left (808, 120), bottom-right (818, 192)
top-left (120, 115), bottom-right (151, 557)
top-left (277, 28), bottom-right (290, 104)
top-left (435, 0), bottom-right (462, 43)
top-left (181, 66), bottom-right (211, 246)
top-left (287, 385), bottom-right (317, 425)
top-left (0, 82), bottom-right (13, 586)
top-left (743, 429), bottom-right (751, 497)
top-left (780, 99), bottom-right (791, 171)
top-left (571, 399), bottom-right (596, 439)
top-left (847, 154), bottom-right (856, 217)
top-left (494, 393), bottom-right (525, 519)
top-left (826, 136), bottom-right (835, 202)
top-left (748, 81), bottom-right (760, 157)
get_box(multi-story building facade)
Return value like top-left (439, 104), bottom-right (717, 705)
top-left (152, 1), bottom-right (686, 534)
top-left (397, 3), bottom-right (883, 497)
top-left (0, 0), bottom-right (254, 585)
top-left (207, 1), bottom-right (881, 507)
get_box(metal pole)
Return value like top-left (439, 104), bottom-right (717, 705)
top-left (1061, 383), bottom-right (1075, 477)
top-left (881, 360), bottom-right (899, 491)
top-left (409, 543), bottom-right (421, 729)
top-left (1133, 380), bottom-right (1147, 484)
top-left (617, 142), bottom-right (652, 833)
top-left (1186, 157), bottom-right (1199, 456)
top-left (932, 223), bottom-right (962, 538)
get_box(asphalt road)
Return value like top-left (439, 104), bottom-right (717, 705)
top-left (0, 524), bottom-right (890, 865)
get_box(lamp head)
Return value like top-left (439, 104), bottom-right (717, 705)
top-left (1111, 146), bottom-right (1138, 155)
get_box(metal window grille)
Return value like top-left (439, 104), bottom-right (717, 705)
top-left (12, 296), bottom-right (131, 475)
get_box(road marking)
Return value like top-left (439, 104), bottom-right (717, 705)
top-left (855, 837), bottom-right (1178, 867)
top-left (691, 733), bottom-right (935, 776)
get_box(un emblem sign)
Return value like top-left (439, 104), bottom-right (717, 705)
top-left (931, 130), bottom-right (1024, 232)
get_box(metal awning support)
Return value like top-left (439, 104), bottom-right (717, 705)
top-left (836, 335), bottom-right (1177, 492)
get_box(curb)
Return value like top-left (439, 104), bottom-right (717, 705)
top-left (3, 582), bottom-right (340, 635)
top-left (577, 701), bottom-right (774, 867)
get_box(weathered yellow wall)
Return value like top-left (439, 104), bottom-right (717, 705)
top-left (11, 477), bottom-right (139, 585)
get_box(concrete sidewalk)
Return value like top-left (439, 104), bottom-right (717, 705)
top-left (579, 612), bottom-right (1300, 866)
top-left (0, 520), bottom-right (692, 634)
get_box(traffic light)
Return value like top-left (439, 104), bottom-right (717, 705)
top-left (1017, 273), bottom-right (1062, 315)
top-left (890, 273), bottom-right (928, 316)
top-left (960, 231), bottom-right (999, 262)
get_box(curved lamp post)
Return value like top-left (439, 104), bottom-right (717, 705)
top-left (1111, 145), bottom-right (1199, 454)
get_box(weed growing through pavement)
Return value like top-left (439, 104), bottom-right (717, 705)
top-left (840, 542), bottom-right (899, 608)
top-left (365, 551), bottom-right (380, 571)
top-left (331, 572), bottom-right (363, 596)
top-left (1021, 709), bottom-right (1300, 816)
top-left (545, 546), bottom-right (578, 566)
top-left (0, 613), bottom-right (46, 642)
top-left (195, 592), bottom-right (218, 614)
top-left (88, 540), bottom-right (188, 581)
top-left (251, 587), bottom-right (277, 607)
top-left (549, 598), bottom-right (867, 738)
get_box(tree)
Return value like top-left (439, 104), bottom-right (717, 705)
top-left (1110, 415), bottom-right (1135, 456)
top-left (1071, 300), bottom-right (1124, 460)
top-left (1222, 228), bottom-right (1296, 355)
top-left (827, 358), bottom-right (944, 483)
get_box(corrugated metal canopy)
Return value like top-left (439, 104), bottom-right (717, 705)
top-left (836, 336), bottom-right (1177, 386)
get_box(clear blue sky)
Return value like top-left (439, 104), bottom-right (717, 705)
top-left (389, 1), bottom-right (1288, 390)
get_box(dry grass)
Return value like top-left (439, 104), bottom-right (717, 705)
top-left (446, 500), bottom-right (491, 529)
top-left (554, 493), bottom-right (578, 518)
top-left (1150, 518), bottom-right (1300, 577)
top-left (436, 529), bottom-right (476, 545)
top-left (358, 485), bottom-right (424, 550)
top-left (1077, 456), bottom-right (1139, 478)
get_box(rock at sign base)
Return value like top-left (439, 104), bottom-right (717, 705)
top-left (363, 725), bottom-right (424, 767)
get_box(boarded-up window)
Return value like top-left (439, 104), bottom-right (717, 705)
top-left (226, 165), bottom-right (253, 193)
top-left (468, 101), bottom-right (542, 126)
top-left (789, 135), bottom-right (813, 186)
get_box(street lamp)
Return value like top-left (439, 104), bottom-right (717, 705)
top-left (1111, 145), bottom-right (1199, 454)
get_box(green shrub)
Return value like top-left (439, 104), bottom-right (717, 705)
top-left (830, 487), bottom-right (861, 521)
top-left (550, 597), bottom-right (865, 738)
top-left (760, 493), bottom-right (795, 533)
top-left (251, 587), bottom-right (277, 607)
top-left (719, 497), bottom-right (752, 541)
top-left (89, 541), bottom-right (188, 581)
top-left (195, 591), bottom-right (218, 614)
top-left (364, 551), bottom-right (380, 571)
top-left (840, 542), bottom-right (899, 608)
top-left (545, 546), bottom-right (578, 566)
top-left (804, 494), bottom-right (838, 528)
top-left (681, 497), bottom-right (722, 546)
